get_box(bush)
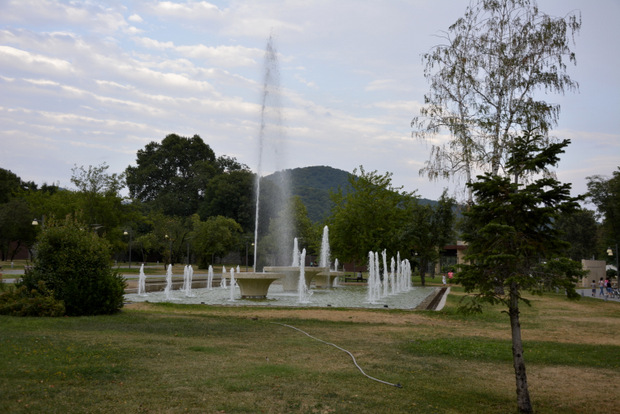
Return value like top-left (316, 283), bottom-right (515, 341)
top-left (0, 281), bottom-right (65, 317)
top-left (20, 217), bottom-right (126, 316)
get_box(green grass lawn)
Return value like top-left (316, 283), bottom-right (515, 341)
top-left (1, 287), bottom-right (618, 413)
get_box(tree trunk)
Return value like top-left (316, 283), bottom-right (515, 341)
top-left (509, 282), bottom-right (533, 413)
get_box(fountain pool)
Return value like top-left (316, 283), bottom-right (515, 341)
top-left (124, 282), bottom-right (436, 310)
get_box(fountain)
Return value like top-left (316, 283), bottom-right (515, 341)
top-left (164, 264), bottom-right (174, 301)
top-left (206, 265), bottom-right (214, 289)
top-left (137, 263), bottom-right (147, 296)
top-left (233, 272), bottom-right (285, 299)
top-left (292, 238), bottom-right (300, 267)
top-left (121, 34), bottom-right (439, 310)
top-left (314, 226), bottom-right (339, 288)
top-left (366, 251), bottom-right (380, 303)
top-left (253, 34), bottom-right (293, 271)
top-left (298, 249), bottom-right (312, 303)
top-left (184, 265), bottom-right (195, 297)
top-left (221, 265), bottom-right (227, 289)
top-left (229, 268), bottom-right (236, 302)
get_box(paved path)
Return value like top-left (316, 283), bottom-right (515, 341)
top-left (576, 288), bottom-right (620, 303)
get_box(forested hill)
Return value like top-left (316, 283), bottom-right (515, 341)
top-left (264, 166), bottom-right (436, 223)
top-left (264, 166), bottom-right (350, 223)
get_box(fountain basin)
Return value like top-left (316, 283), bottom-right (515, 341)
top-left (314, 271), bottom-right (345, 288)
top-left (263, 266), bottom-right (328, 291)
top-left (234, 272), bottom-right (285, 299)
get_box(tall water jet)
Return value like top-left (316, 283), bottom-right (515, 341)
top-left (221, 266), bottom-right (227, 289)
top-left (298, 248), bottom-right (312, 303)
top-left (253, 33), bottom-right (291, 270)
top-left (229, 268), bottom-right (236, 302)
top-left (291, 237), bottom-right (300, 267)
top-left (207, 265), bottom-right (214, 290)
top-left (332, 258), bottom-right (340, 287)
top-left (382, 250), bottom-right (389, 298)
top-left (164, 264), bottom-right (173, 301)
top-left (182, 265), bottom-right (188, 293)
top-left (138, 263), bottom-right (147, 296)
top-left (319, 226), bottom-right (330, 269)
top-left (390, 257), bottom-right (396, 295)
top-left (184, 265), bottom-right (195, 297)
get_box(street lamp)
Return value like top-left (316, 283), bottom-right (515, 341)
top-left (607, 244), bottom-right (618, 286)
top-left (165, 234), bottom-right (173, 266)
top-left (123, 229), bottom-right (133, 269)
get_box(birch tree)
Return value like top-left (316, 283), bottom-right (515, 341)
top-left (412, 0), bottom-right (581, 201)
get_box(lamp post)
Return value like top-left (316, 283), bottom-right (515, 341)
top-left (165, 234), bottom-right (173, 266)
top-left (124, 229), bottom-right (133, 269)
top-left (32, 217), bottom-right (45, 228)
top-left (607, 244), bottom-right (619, 287)
top-left (31, 217), bottom-right (45, 262)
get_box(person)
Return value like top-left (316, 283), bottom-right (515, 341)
top-left (442, 274), bottom-right (447, 286)
top-left (606, 279), bottom-right (613, 297)
top-left (599, 278), bottom-right (605, 297)
top-left (591, 279), bottom-right (596, 297)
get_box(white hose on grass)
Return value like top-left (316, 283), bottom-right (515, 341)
top-left (271, 322), bottom-right (402, 388)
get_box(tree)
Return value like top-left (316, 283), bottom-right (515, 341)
top-left (457, 131), bottom-right (585, 413)
top-left (20, 215), bottom-right (125, 316)
top-left (0, 198), bottom-right (36, 261)
top-left (412, 0), bottom-right (581, 200)
top-left (555, 208), bottom-right (599, 261)
top-left (328, 167), bottom-right (415, 267)
top-left (125, 134), bottom-right (219, 217)
top-left (587, 168), bottom-right (620, 262)
top-left (0, 168), bottom-right (22, 204)
top-left (191, 215), bottom-right (243, 268)
top-left (199, 169), bottom-right (255, 232)
top-left (401, 189), bottom-right (456, 286)
top-left (71, 163), bottom-right (128, 250)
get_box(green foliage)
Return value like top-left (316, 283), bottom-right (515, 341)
top-left (0, 167), bottom-right (22, 203)
top-left (587, 168), bottom-right (620, 256)
top-left (457, 131), bottom-right (585, 311)
top-left (555, 208), bottom-right (599, 261)
top-left (0, 281), bottom-right (65, 317)
top-left (191, 215), bottom-right (243, 267)
top-left (125, 134), bottom-right (219, 217)
top-left (0, 197), bottom-right (36, 261)
top-left (401, 189), bottom-right (456, 285)
top-left (328, 167), bottom-right (416, 265)
top-left (20, 216), bottom-right (125, 316)
top-left (199, 169), bottom-right (255, 232)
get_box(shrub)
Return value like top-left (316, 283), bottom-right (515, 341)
top-left (0, 281), bottom-right (65, 317)
top-left (20, 217), bottom-right (126, 316)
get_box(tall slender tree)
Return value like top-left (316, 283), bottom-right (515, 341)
top-left (457, 130), bottom-right (585, 413)
top-left (412, 0), bottom-right (581, 200)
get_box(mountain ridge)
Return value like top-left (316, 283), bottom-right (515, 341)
top-left (264, 165), bottom-right (437, 223)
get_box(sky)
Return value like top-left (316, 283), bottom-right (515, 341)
top-left (1, 0), bottom-right (618, 203)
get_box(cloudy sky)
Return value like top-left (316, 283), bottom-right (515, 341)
top-left (1, 0), bottom-right (618, 203)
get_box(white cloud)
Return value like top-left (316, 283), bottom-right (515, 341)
top-left (149, 1), bottom-right (222, 20)
top-left (128, 13), bottom-right (143, 23)
top-left (0, 45), bottom-right (74, 74)
top-left (0, 0), bottom-right (617, 203)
